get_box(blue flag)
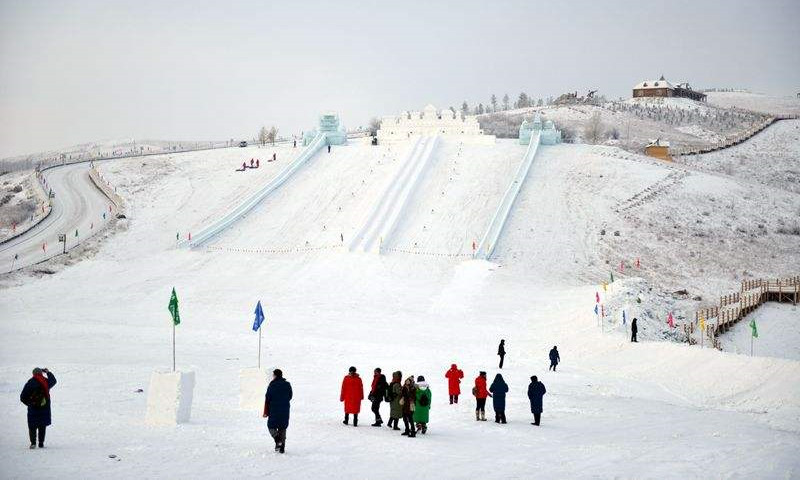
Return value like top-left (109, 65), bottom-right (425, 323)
top-left (252, 301), bottom-right (265, 332)
top-left (594, 304), bottom-right (599, 315)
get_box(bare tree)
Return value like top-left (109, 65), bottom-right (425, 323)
top-left (258, 126), bottom-right (269, 146)
top-left (368, 117), bottom-right (382, 136)
top-left (583, 112), bottom-right (607, 144)
top-left (267, 126), bottom-right (278, 145)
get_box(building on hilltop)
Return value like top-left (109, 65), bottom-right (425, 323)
top-left (644, 138), bottom-right (671, 161)
top-left (377, 104), bottom-right (495, 144)
top-left (633, 76), bottom-right (706, 102)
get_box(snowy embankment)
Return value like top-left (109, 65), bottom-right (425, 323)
top-left (705, 91), bottom-right (800, 116)
top-left (0, 138), bottom-right (799, 478)
top-left (719, 303), bottom-right (800, 361)
top-left (0, 170), bottom-right (49, 243)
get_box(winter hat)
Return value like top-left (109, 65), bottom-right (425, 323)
top-left (32, 367), bottom-right (42, 375)
top-left (348, 366), bottom-right (357, 373)
top-left (479, 371), bottom-right (486, 376)
top-left (393, 371), bottom-right (402, 379)
top-left (531, 375), bottom-right (538, 382)
top-left (416, 375), bottom-right (425, 382)
top-left (273, 369), bottom-right (283, 378)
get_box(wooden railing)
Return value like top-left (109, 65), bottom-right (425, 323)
top-left (690, 276), bottom-right (799, 349)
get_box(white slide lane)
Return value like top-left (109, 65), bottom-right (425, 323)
top-left (0, 163), bottom-right (114, 273)
top-left (349, 135), bottom-right (439, 253)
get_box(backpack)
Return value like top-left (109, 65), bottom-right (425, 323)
top-left (419, 392), bottom-right (430, 407)
top-left (471, 386), bottom-right (478, 397)
top-left (384, 387), bottom-right (393, 403)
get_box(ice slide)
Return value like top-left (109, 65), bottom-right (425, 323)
top-left (474, 131), bottom-right (541, 260)
top-left (179, 133), bottom-right (327, 248)
top-left (348, 135), bottom-right (439, 253)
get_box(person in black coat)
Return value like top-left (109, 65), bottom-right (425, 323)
top-left (549, 346), bottom-right (560, 371)
top-left (264, 369), bottom-right (293, 453)
top-left (527, 375), bottom-right (546, 426)
top-left (20, 367), bottom-right (57, 448)
top-left (497, 339), bottom-right (506, 369)
top-left (368, 368), bottom-right (389, 426)
top-left (631, 318), bottom-right (638, 342)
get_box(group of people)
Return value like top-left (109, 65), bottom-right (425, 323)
top-left (19, 344), bottom-right (557, 454)
top-left (340, 367), bottom-right (432, 437)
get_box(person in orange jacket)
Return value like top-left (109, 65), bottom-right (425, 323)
top-left (445, 364), bottom-right (464, 404)
top-left (340, 366), bottom-right (364, 427)
top-left (472, 371), bottom-right (491, 421)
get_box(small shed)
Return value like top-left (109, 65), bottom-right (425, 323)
top-left (644, 138), bottom-right (671, 161)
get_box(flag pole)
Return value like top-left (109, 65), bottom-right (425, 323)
top-left (172, 322), bottom-right (176, 372)
top-left (751, 334), bottom-right (753, 357)
top-left (258, 327), bottom-right (262, 370)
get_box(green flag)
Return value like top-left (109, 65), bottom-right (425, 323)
top-left (749, 319), bottom-right (758, 338)
top-left (168, 288), bottom-right (180, 326)
top-left (610, 271), bottom-right (615, 283)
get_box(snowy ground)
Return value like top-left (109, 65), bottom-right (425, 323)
top-left (1, 134), bottom-right (799, 478)
top-left (705, 91), bottom-right (800, 117)
top-left (680, 119), bottom-right (800, 193)
top-left (0, 170), bottom-right (46, 243)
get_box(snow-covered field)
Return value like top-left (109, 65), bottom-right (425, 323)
top-left (706, 91), bottom-right (800, 116)
top-left (1, 131), bottom-right (799, 478)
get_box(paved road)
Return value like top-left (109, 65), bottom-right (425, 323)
top-left (0, 163), bottom-right (114, 273)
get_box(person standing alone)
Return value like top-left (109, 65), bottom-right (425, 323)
top-left (527, 375), bottom-right (547, 426)
top-left (340, 366), bottom-right (364, 426)
top-left (631, 318), bottom-right (638, 342)
top-left (549, 346), bottom-right (560, 371)
top-left (497, 340), bottom-right (506, 369)
top-left (20, 367), bottom-right (56, 449)
top-left (445, 364), bottom-right (464, 404)
top-left (263, 369), bottom-right (292, 453)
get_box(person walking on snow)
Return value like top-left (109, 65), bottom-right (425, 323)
top-left (413, 376), bottom-right (431, 435)
top-left (445, 364), bottom-right (464, 404)
top-left (498, 339), bottom-right (506, 369)
top-left (528, 375), bottom-right (547, 426)
top-left (340, 366), bottom-right (364, 426)
top-left (631, 318), bottom-right (638, 342)
top-left (368, 368), bottom-right (388, 426)
top-left (387, 371), bottom-right (403, 430)
top-left (263, 369), bottom-right (292, 453)
top-left (549, 346), bottom-right (560, 371)
top-left (489, 373), bottom-right (509, 423)
top-left (20, 367), bottom-right (56, 449)
top-left (473, 371), bottom-right (490, 421)
top-left (400, 376), bottom-right (417, 437)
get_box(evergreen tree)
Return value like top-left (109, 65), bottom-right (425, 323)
top-left (461, 101), bottom-right (469, 117)
top-left (502, 93), bottom-right (510, 111)
top-left (516, 92), bottom-right (530, 109)
top-left (490, 94), bottom-right (498, 112)
top-left (477, 103), bottom-right (485, 115)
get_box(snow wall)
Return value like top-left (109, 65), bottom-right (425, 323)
top-left (145, 370), bottom-right (195, 426)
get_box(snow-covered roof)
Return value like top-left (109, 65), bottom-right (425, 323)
top-left (646, 138), bottom-right (670, 147)
top-left (634, 77), bottom-right (675, 90)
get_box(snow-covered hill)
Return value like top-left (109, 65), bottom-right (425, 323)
top-left (0, 131), bottom-right (798, 478)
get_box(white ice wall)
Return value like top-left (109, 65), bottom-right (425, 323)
top-left (145, 371), bottom-right (195, 426)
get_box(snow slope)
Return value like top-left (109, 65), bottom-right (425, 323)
top-left (706, 91), bottom-right (800, 116)
top-left (0, 139), bottom-right (799, 479)
top-left (719, 303), bottom-right (800, 361)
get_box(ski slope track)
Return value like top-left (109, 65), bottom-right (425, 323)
top-left (179, 134), bottom-right (327, 248)
top-left (348, 135), bottom-right (439, 253)
top-left (475, 132), bottom-right (541, 260)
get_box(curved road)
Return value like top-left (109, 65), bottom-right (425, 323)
top-left (0, 163), bottom-right (114, 274)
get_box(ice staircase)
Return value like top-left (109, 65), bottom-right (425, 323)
top-left (349, 135), bottom-right (439, 253)
top-left (180, 133), bottom-right (327, 248)
top-left (474, 131), bottom-right (541, 260)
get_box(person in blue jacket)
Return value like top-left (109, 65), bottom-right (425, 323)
top-left (263, 369), bottom-right (293, 453)
top-left (527, 375), bottom-right (547, 426)
top-left (20, 367), bottom-right (57, 449)
top-left (489, 373), bottom-right (508, 424)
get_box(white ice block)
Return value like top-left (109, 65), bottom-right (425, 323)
top-left (239, 368), bottom-right (268, 412)
top-left (146, 370), bottom-right (195, 426)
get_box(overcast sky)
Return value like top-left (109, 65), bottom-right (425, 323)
top-left (1, 0), bottom-right (797, 158)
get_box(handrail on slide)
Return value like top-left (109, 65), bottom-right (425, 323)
top-left (474, 132), bottom-right (541, 260)
top-left (179, 133), bottom-right (328, 248)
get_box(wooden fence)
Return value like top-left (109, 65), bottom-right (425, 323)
top-left (691, 275), bottom-right (799, 349)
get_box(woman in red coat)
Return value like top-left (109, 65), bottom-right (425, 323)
top-left (445, 364), bottom-right (464, 404)
top-left (473, 371), bottom-right (490, 421)
top-left (340, 366), bottom-right (364, 427)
